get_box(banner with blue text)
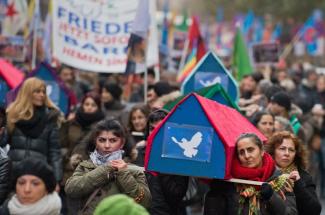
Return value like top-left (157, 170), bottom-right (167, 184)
top-left (52, 0), bottom-right (139, 72)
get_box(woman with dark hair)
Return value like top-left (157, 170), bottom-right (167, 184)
top-left (266, 131), bottom-right (321, 215)
top-left (204, 133), bottom-right (297, 215)
top-left (65, 119), bottom-right (151, 215)
top-left (60, 92), bottom-right (104, 183)
top-left (134, 109), bottom-right (169, 167)
top-left (127, 104), bottom-right (150, 166)
top-left (251, 111), bottom-right (275, 139)
top-left (0, 158), bottom-right (61, 215)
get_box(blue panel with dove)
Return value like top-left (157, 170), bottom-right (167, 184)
top-left (162, 122), bottom-right (213, 162)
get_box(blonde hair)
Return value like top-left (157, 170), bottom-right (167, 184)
top-left (7, 77), bottom-right (58, 132)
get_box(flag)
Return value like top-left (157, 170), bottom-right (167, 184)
top-left (271, 23), bottom-right (282, 41)
top-left (232, 27), bottom-right (253, 81)
top-left (1, 0), bottom-right (27, 35)
top-left (159, 0), bottom-right (169, 56)
top-left (125, 0), bottom-right (150, 74)
top-left (298, 15), bottom-right (319, 55)
top-left (43, 1), bottom-right (52, 63)
top-left (242, 10), bottom-right (255, 40)
top-left (176, 46), bottom-right (197, 82)
top-left (188, 16), bottom-right (206, 61)
top-left (24, 0), bottom-right (41, 68)
top-left (175, 10), bottom-right (188, 32)
top-left (252, 17), bottom-right (264, 43)
top-left (177, 16), bottom-right (206, 82)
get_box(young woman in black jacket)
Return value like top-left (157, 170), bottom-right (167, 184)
top-left (6, 77), bottom-right (63, 190)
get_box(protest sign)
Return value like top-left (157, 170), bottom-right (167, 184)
top-left (0, 35), bottom-right (26, 62)
top-left (52, 0), bottom-right (157, 73)
top-left (251, 42), bottom-right (280, 65)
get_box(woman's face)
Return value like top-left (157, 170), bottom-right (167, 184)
top-left (316, 77), bottom-right (325, 93)
top-left (257, 115), bottom-right (274, 138)
top-left (96, 131), bottom-right (124, 155)
top-left (274, 138), bottom-right (296, 168)
top-left (237, 137), bottom-right (264, 168)
top-left (32, 86), bottom-right (46, 107)
top-left (101, 88), bottom-right (113, 103)
top-left (82, 97), bottom-right (98, 113)
top-left (16, 175), bottom-right (47, 205)
top-left (131, 109), bottom-right (147, 132)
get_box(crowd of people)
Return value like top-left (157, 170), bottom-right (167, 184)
top-left (0, 61), bottom-right (324, 215)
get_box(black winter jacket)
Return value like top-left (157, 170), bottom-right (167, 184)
top-left (204, 170), bottom-right (297, 215)
top-left (0, 154), bottom-right (10, 204)
top-left (294, 169), bottom-right (321, 215)
top-left (147, 173), bottom-right (188, 215)
top-left (8, 108), bottom-right (62, 182)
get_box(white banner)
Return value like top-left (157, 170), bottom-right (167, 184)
top-left (52, 0), bottom-right (143, 73)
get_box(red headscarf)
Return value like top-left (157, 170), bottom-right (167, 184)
top-left (231, 153), bottom-right (275, 182)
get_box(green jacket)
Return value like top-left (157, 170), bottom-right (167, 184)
top-left (65, 160), bottom-right (151, 215)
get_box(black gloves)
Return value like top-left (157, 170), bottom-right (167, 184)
top-left (260, 183), bottom-right (274, 201)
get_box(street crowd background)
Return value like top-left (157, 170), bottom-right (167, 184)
top-left (0, 0), bottom-right (325, 214)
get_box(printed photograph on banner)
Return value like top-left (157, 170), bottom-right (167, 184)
top-left (125, 33), bottom-right (147, 74)
top-left (169, 31), bottom-right (187, 72)
top-left (0, 35), bottom-right (26, 62)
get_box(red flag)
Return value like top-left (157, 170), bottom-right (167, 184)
top-left (0, 59), bottom-right (24, 88)
top-left (188, 16), bottom-right (206, 61)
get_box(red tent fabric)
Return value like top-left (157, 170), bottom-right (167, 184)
top-left (145, 93), bottom-right (266, 179)
top-left (0, 59), bottom-right (24, 88)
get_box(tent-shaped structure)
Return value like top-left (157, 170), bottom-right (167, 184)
top-left (0, 59), bottom-right (24, 107)
top-left (145, 93), bottom-right (265, 179)
top-left (181, 51), bottom-right (239, 103)
top-left (6, 62), bottom-right (73, 115)
top-left (164, 83), bottom-right (240, 111)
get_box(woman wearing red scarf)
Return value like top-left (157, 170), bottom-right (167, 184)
top-left (204, 133), bottom-right (297, 215)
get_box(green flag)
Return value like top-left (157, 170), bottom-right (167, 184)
top-left (175, 10), bottom-right (188, 32)
top-left (232, 28), bottom-right (253, 81)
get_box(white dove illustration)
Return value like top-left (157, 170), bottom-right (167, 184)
top-left (199, 76), bottom-right (221, 87)
top-left (171, 132), bottom-right (203, 158)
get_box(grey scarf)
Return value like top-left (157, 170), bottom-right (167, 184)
top-left (90, 149), bottom-right (124, 166)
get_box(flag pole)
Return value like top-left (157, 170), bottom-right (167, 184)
top-left (31, 0), bottom-right (39, 69)
top-left (279, 16), bottom-right (312, 60)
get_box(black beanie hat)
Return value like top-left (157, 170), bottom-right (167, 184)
top-left (153, 81), bottom-right (173, 97)
top-left (104, 83), bottom-right (123, 100)
top-left (270, 92), bottom-right (291, 111)
top-left (13, 158), bottom-right (56, 193)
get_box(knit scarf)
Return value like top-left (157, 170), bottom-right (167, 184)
top-left (75, 108), bottom-right (104, 128)
top-left (8, 192), bottom-right (61, 215)
top-left (231, 153), bottom-right (292, 215)
top-left (15, 106), bottom-right (46, 138)
top-left (280, 163), bottom-right (298, 174)
top-left (231, 153), bottom-right (275, 182)
top-left (90, 149), bottom-right (124, 166)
